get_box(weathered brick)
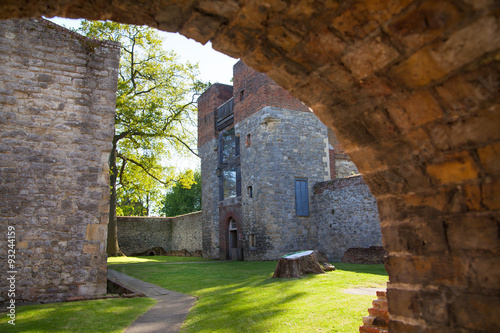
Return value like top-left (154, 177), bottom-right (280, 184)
top-left (386, 0), bottom-right (463, 51)
top-left (391, 16), bottom-right (500, 87)
top-left (387, 90), bottom-right (443, 131)
top-left (482, 179), bottom-right (500, 210)
top-left (453, 294), bottom-right (500, 331)
top-left (477, 143), bottom-right (500, 175)
top-left (447, 215), bottom-right (499, 252)
top-left (341, 38), bottom-right (399, 79)
top-left (426, 151), bottom-right (479, 185)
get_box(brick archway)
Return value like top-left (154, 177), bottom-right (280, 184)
top-left (2, 1), bottom-right (499, 331)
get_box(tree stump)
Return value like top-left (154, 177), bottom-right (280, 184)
top-left (272, 250), bottom-right (334, 278)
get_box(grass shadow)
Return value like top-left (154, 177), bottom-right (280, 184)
top-left (332, 262), bottom-right (388, 276)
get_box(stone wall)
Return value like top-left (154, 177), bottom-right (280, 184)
top-left (117, 212), bottom-right (202, 256)
top-left (312, 175), bottom-right (382, 261)
top-left (237, 106), bottom-right (330, 260)
top-left (0, 18), bottom-right (119, 303)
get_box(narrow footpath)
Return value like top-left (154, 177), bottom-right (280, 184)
top-left (107, 269), bottom-right (196, 333)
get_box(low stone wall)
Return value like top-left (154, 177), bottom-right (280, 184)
top-left (312, 175), bottom-right (382, 261)
top-left (117, 211), bottom-right (202, 256)
top-left (341, 246), bottom-right (386, 264)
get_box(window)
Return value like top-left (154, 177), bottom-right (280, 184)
top-left (218, 127), bottom-right (241, 201)
top-left (221, 127), bottom-right (236, 163)
top-left (295, 179), bottom-right (309, 216)
top-left (240, 90), bottom-right (245, 101)
top-left (246, 133), bottom-right (251, 147)
top-left (223, 167), bottom-right (237, 198)
top-left (249, 234), bottom-right (256, 247)
top-left (247, 186), bottom-right (253, 198)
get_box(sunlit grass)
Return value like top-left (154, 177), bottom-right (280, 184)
top-left (107, 255), bottom-right (212, 265)
top-left (0, 297), bottom-right (156, 333)
top-left (112, 260), bottom-right (388, 333)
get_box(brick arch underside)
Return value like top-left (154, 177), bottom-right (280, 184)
top-left (3, 1), bottom-right (499, 331)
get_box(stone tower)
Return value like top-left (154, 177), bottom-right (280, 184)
top-left (198, 61), bottom-right (330, 260)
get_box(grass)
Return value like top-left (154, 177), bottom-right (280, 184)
top-left (108, 255), bottom-right (212, 265)
top-left (0, 297), bottom-right (156, 333)
top-left (112, 260), bottom-right (388, 333)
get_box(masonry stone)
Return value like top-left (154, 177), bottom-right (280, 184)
top-left (0, 19), bottom-right (119, 303)
top-left (117, 212), bottom-right (202, 256)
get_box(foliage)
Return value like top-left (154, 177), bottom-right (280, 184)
top-left (0, 297), bottom-right (156, 332)
top-left (111, 261), bottom-right (388, 332)
top-left (77, 20), bottom-right (208, 255)
top-left (161, 169), bottom-right (201, 217)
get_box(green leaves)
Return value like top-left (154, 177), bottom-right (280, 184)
top-left (161, 170), bottom-right (201, 217)
top-left (77, 20), bottom-right (208, 216)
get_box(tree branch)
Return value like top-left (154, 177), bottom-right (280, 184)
top-left (116, 152), bottom-right (173, 186)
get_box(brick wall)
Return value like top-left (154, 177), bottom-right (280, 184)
top-left (197, 83), bottom-right (232, 148)
top-left (0, 18), bottom-right (119, 303)
top-left (312, 175), bottom-right (382, 261)
top-left (233, 61), bottom-right (310, 124)
top-left (117, 211), bottom-right (202, 255)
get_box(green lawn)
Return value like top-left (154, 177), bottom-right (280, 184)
top-left (111, 260), bottom-right (388, 333)
top-left (0, 297), bottom-right (156, 333)
top-left (108, 255), bottom-right (212, 265)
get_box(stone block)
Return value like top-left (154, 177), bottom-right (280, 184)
top-left (446, 215), bottom-right (499, 252)
top-left (453, 294), bottom-right (500, 331)
top-left (387, 90), bottom-right (442, 131)
top-left (341, 38), bottom-right (399, 79)
top-left (426, 151), bottom-right (479, 185)
top-left (391, 16), bottom-right (500, 87)
top-left (482, 179), bottom-right (500, 210)
top-left (386, 0), bottom-right (462, 51)
top-left (477, 143), bottom-right (500, 175)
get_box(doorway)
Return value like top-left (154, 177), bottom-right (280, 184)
top-left (228, 219), bottom-right (238, 260)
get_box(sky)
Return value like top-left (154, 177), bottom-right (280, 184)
top-left (47, 17), bottom-right (239, 171)
top-left (47, 17), bottom-right (239, 85)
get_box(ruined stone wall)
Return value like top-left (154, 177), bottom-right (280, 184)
top-left (117, 212), bottom-right (202, 255)
top-left (0, 18), bottom-right (119, 303)
top-left (238, 106), bottom-right (330, 260)
top-left (312, 175), bottom-right (382, 261)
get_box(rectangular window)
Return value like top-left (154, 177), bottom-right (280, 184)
top-left (249, 234), bottom-right (256, 247)
top-left (223, 167), bottom-right (237, 199)
top-left (222, 127), bottom-right (236, 162)
top-left (218, 127), bottom-right (241, 201)
top-left (295, 179), bottom-right (309, 216)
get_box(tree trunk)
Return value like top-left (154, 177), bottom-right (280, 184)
top-left (106, 141), bottom-right (124, 256)
top-left (272, 250), bottom-right (334, 278)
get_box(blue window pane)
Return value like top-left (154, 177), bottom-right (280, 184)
top-left (295, 179), bottom-right (309, 216)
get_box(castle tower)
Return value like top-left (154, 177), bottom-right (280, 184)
top-left (198, 61), bottom-right (331, 260)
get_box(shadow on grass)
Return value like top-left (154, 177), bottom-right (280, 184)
top-left (332, 262), bottom-right (388, 276)
top-left (0, 298), bottom-right (156, 333)
top-left (182, 276), bottom-right (307, 333)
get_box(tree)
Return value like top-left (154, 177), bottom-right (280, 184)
top-left (161, 169), bottom-right (201, 217)
top-left (77, 21), bottom-right (207, 256)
